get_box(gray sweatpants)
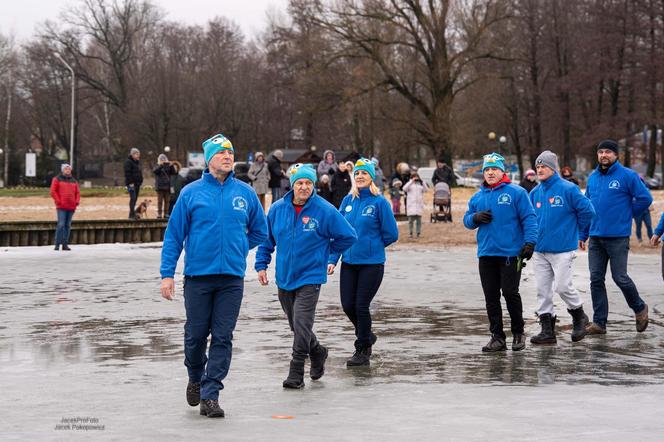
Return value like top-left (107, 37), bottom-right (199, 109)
top-left (533, 251), bottom-right (583, 315)
top-left (278, 284), bottom-right (321, 363)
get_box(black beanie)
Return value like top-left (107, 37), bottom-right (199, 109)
top-left (597, 139), bottom-right (619, 154)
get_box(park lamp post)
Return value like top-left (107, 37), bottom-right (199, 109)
top-left (53, 52), bottom-right (76, 171)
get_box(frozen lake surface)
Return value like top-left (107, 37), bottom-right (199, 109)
top-left (1, 243), bottom-right (663, 440)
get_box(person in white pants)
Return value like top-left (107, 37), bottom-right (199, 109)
top-left (528, 150), bottom-right (596, 343)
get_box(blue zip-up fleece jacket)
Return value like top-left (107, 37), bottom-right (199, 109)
top-left (655, 212), bottom-right (664, 237)
top-left (463, 181), bottom-right (538, 257)
top-left (584, 162), bottom-right (653, 238)
top-left (529, 173), bottom-right (596, 252)
top-left (255, 191), bottom-right (357, 291)
top-left (160, 171), bottom-right (268, 279)
top-left (328, 189), bottom-right (399, 265)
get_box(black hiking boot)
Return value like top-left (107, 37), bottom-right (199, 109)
top-left (530, 313), bottom-right (557, 345)
top-left (568, 307), bottom-right (589, 342)
top-left (62, 245), bottom-right (71, 251)
top-left (186, 381), bottom-right (200, 406)
top-left (512, 333), bottom-right (526, 351)
top-left (481, 335), bottom-right (507, 352)
top-left (347, 344), bottom-right (370, 367)
top-left (309, 345), bottom-right (328, 380)
top-left (54, 245), bottom-right (60, 251)
top-left (199, 399), bottom-right (224, 418)
top-left (282, 360), bottom-right (305, 389)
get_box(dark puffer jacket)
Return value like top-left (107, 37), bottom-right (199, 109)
top-left (124, 156), bottom-right (143, 187)
top-left (153, 163), bottom-right (176, 191)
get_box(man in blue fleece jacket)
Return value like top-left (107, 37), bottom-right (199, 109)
top-left (529, 151), bottom-right (595, 345)
top-left (160, 133), bottom-right (267, 418)
top-left (581, 139), bottom-right (652, 335)
top-left (464, 153), bottom-right (538, 353)
top-left (651, 213), bottom-right (664, 281)
top-left (256, 163), bottom-right (357, 389)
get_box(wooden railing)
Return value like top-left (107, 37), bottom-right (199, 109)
top-left (0, 219), bottom-right (168, 247)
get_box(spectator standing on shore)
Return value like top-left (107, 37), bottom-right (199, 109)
top-left (402, 172), bottom-right (428, 238)
top-left (268, 150), bottom-right (285, 203)
top-left (50, 163), bottom-right (80, 251)
top-left (153, 154), bottom-right (176, 219)
top-left (248, 152), bottom-right (270, 210)
top-left (331, 160), bottom-right (352, 208)
top-left (317, 150), bottom-right (338, 178)
top-left (519, 169), bottom-right (538, 193)
top-left (168, 161), bottom-right (185, 216)
top-left (124, 147), bottom-right (143, 220)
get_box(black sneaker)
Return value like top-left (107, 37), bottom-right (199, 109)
top-left (482, 335), bottom-right (507, 352)
top-left (186, 382), bottom-right (200, 406)
top-left (512, 333), bottom-right (526, 351)
top-left (54, 245), bottom-right (60, 251)
top-left (62, 245), bottom-right (71, 251)
top-left (199, 399), bottom-right (224, 418)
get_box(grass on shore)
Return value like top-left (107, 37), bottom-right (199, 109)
top-left (0, 187), bottom-right (158, 198)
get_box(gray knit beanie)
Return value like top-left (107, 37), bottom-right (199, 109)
top-left (535, 150), bottom-right (559, 172)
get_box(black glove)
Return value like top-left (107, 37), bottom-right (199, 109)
top-left (472, 210), bottom-right (493, 224)
top-left (519, 243), bottom-right (535, 260)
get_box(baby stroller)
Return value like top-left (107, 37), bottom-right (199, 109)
top-left (430, 182), bottom-right (452, 223)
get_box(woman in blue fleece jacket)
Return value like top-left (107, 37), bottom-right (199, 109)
top-left (327, 158), bottom-right (399, 367)
top-left (256, 163), bottom-right (357, 389)
top-left (463, 153), bottom-right (538, 353)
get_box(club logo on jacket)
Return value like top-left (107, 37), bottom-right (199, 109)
top-left (609, 180), bottom-right (620, 189)
top-left (549, 195), bottom-right (564, 207)
top-left (232, 196), bottom-right (248, 212)
top-left (362, 205), bottom-right (376, 217)
top-left (497, 193), bottom-right (512, 205)
top-left (536, 201), bottom-right (542, 208)
top-left (302, 217), bottom-right (319, 232)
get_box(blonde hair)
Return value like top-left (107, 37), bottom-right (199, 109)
top-left (350, 179), bottom-right (380, 199)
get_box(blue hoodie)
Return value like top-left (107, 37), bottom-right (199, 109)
top-left (255, 191), bottom-right (357, 291)
top-left (655, 212), bottom-right (664, 237)
top-left (328, 189), bottom-right (399, 265)
top-left (463, 180), bottom-right (538, 257)
top-left (160, 171), bottom-right (268, 279)
top-left (529, 173), bottom-right (596, 252)
top-left (584, 162), bottom-right (653, 238)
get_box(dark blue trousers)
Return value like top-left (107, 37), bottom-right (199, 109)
top-left (183, 274), bottom-right (243, 401)
top-left (588, 237), bottom-right (646, 328)
top-left (340, 263), bottom-right (384, 347)
top-left (55, 209), bottom-right (74, 246)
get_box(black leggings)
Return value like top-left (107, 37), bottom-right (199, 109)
top-left (478, 256), bottom-right (524, 339)
top-left (339, 263), bottom-right (384, 347)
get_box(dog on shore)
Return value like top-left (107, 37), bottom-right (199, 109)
top-left (135, 199), bottom-right (151, 220)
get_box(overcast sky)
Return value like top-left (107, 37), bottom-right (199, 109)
top-left (0, 0), bottom-right (290, 41)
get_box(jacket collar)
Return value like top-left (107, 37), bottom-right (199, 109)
top-left (596, 161), bottom-right (620, 175)
top-left (540, 172), bottom-right (560, 189)
top-left (284, 189), bottom-right (318, 209)
top-left (203, 169), bottom-right (235, 186)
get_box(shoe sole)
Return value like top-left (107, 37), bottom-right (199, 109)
top-left (188, 399), bottom-right (200, 406)
top-left (282, 383), bottom-right (305, 389)
top-left (530, 339), bottom-right (557, 345)
top-left (481, 347), bottom-right (507, 353)
top-left (346, 361), bottom-right (370, 367)
top-left (199, 410), bottom-right (225, 418)
top-left (512, 345), bottom-right (526, 351)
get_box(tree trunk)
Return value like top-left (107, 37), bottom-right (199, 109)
top-left (647, 124), bottom-right (657, 177)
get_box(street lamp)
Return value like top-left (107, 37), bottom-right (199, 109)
top-left (53, 52), bottom-right (75, 171)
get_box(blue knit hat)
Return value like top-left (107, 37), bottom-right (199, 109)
top-left (202, 133), bottom-right (234, 165)
top-left (354, 157), bottom-right (376, 180)
top-left (288, 163), bottom-right (317, 186)
top-left (482, 152), bottom-right (506, 172)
